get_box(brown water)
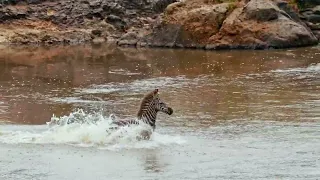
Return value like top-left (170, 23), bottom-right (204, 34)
top-left (0, 44), bottom-right (319, 180)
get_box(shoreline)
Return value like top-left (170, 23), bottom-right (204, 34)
top-left (0, 0), bottom-right (319, 50)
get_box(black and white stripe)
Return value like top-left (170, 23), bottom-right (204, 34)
top-left (139, 96), bottom-right (167, 129)
top-left (111, 90), bottom-right (173, 131)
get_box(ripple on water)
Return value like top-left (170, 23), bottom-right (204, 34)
top-left (76, 76), bottom-right (193, 94)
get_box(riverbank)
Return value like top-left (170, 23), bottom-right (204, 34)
top-left (0, 0), bottom-right (319, 49)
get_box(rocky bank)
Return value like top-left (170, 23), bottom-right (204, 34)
top-left (0, 0), bottom-right (176, 44)
top-left (0, 0), bottom-right (319, 49)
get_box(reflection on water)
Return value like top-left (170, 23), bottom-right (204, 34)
top-left (142, 149), bottom-right (167, 173)
top-left (0, 44), bottom-right (319, 125)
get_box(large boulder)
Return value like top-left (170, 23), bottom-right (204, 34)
top-left (136, 0), bottom-right (234, 48)
top-left (136, 0), bottom-right (318, 49)
top-left (210, 0), bottom-right (318, 49)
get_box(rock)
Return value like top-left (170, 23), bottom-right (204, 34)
top-left (27, 0), bottom-right (43, 4)
top-left (92, 37), bottom-right (105, 44)
top-left (245, 0), bottom-right (279, 21)
top-left (296, 0), bottom-right (320, 9)
top-left (102, 2), bottom-right (125, 15)
top-left (1, 0), bottom-right (317, 47)
top-left (313, 30), bottom-right (320, 40)
top-left (121, 31), bottom-right (138, 40)
top-left (0, 6), bottom-right (27, 22)
top-left (41, 34), bottom-right (59, 44)
top-left (106, 15), bottom-right (127, 30)
top-left (275, 0), bottom-right (300, 22)
top-left (152, 0), bottom-right (177, 13)
top-left (314, 6), bottom-right (320, 15)
top-left (0, 0), bottom-right (171, 45)
top-left (106, 15), bottom-right (122, 22)
top-left (141, 1), bottom-right (233, 47)
top-left (305, 22), bottom-right (320, 30)
top-left (89, 0), bottom-right (102, 7)
top-left (118, 27), bottom-right (149, 47)
top-left (91, 29), bottom-right (102, 36)
top-left (213, 0), bottom-right (318, 48)
top-left (306, 14), bottom-right (320, 23)
top-left (300, 6), bottom-right (320, 23)
top-left (117, 39), bottom-right (138, 46)
top-left (142, 0), bottom-right (318, 49)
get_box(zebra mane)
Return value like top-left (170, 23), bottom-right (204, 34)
top-left (137, 89), bottom-right (158, 119)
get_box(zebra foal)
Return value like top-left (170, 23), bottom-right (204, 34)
top-left (111, 88), bottom-right (173, 139)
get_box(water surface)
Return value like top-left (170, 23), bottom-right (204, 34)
top-left (0, 44), bottom-right (319, 180)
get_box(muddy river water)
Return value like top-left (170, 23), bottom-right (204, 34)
top-left (0, 44), bottom-right (319, 180)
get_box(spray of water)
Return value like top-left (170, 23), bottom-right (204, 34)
top-left (0, 109), bottom-right (186, 150)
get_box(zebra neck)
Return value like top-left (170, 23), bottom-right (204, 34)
top-left (140, 107), bottom-right (157, 127)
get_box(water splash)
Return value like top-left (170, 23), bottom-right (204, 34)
top-left (0, 109), bottom-right (186, 150)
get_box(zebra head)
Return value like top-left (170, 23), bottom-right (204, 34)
top-left (152, 89), bottom-right (173, 115)
top-left (137, 89), bottom-right (173, 128)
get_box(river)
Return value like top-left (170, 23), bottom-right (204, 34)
top-left (0, 44), bottom-right (319, 180)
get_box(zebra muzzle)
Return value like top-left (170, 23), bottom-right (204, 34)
top-left (167, 107), bottom-right (173, 115)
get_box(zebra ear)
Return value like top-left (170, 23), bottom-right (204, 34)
top-left (154, 89), bottom-right (159, 94)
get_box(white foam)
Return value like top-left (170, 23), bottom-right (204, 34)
top-left (0, 101), bottom-right (8, 115)
top-left (271, 63), bottom-right (320, 73)
top-left (49, 97), bottom-right (111, 104)
top-left (0, 109), bottom-right (186, 150)
top-left (108, 68), bottom-right (142, 75)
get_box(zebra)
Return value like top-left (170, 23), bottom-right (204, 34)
top-left (110, 88), bottom-right (173, 139)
